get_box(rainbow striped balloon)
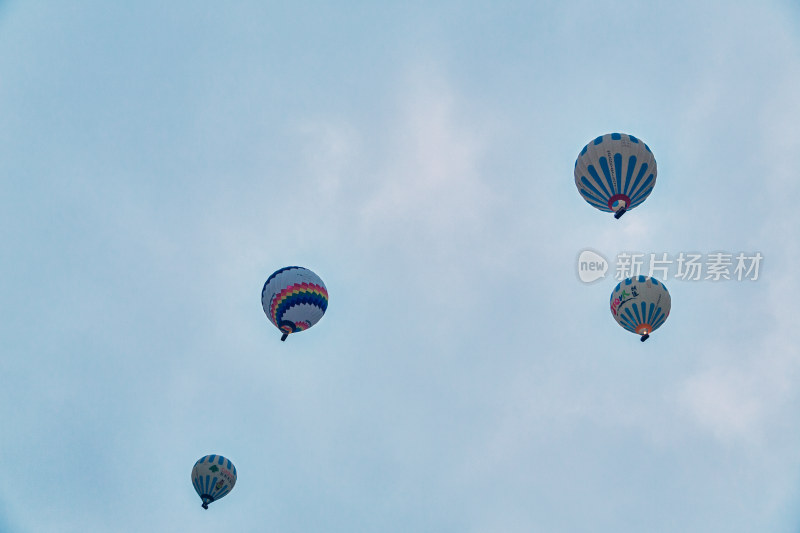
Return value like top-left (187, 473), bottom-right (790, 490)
top-left (191, 454), bottom-right (237, 509)
top-left (261, 266), bottom-right (328, 341)
top-left (610, 275), bottom-right (671, 342)
top-left (574, 133), bottom-right (657, 219)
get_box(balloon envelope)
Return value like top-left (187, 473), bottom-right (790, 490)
top-left (191, 454), bottom-right (237, 509)
top-left (261, 266), bottom-right (328, 341)
top-left (574, 133), bottom-right (657, 218)
top-left (610, 275), bottom-right (671, 341)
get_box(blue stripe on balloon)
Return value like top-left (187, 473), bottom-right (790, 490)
top-left (653, 309), bottom-right (665, 327)
top-left (630, 192), bottom-right (652, 209)
top-left (626, 163), bottom-right (649, 198)
top-left (629, 135), bottom-right (639, 143)
top-left (623, 155), bottom-right (636, 195)
top-left (627, 305), bottom-right (639, 326)
top-left (629, 193), bottom-right (653, 211)
top-left (653, 305), bottom-right (663, 325)
top-left (227, 459), bottom-right (232, 470)
top-left (629, 175), bottom-right (655, 206)
top-left (275, 294), bottom-right (328, 326)
top-left (631, 303), bottom-right (642, 325)
top-left (208, 455), bottom-right (216, 463)
top-left (580, 145), bottom-right (588, 156)
top-left (580, 175), bottom-right (609, 201)
top-left (579, 188), bottom-right (610, 210)
top-left (630, 173), bottom-right (655, 201)
top-left (611, 133), bottom-right (621, 140)
top-left (630, 192), bottom-right (653, 209)
top-left (594, 136), bottom-right (604, 145)
top-left (578, 188), bottom-right (605, 204)
top-left (646, 303), bottom-right (656, 325)
top-left (582, 198), bottom-right (610, 211)
top-left (613, 153), bottom-right (623, 195)
top-left (587, 166), bottom-right (612, 199)
top-left (599, 157), bottom-right (615, 196)
top-left (579, 186), bottom-right (612, 212)
top-left (264, 266), bottom-right (300, 286)
top-left (218, 456), bottom-right (224, 465)
top-left (621, 309), bottom-right (637, 332)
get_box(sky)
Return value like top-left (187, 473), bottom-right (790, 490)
top-left (1, 1), bottom-right (800, 531)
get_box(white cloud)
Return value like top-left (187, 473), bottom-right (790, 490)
top-left (359, 62), bottom-right (496, 240)
top-left (676, 326), bottom-right (798, 443)
top-left (678, 363), bottom-right (768, 441)
top-left (294, 118), bottom-right (361, 200)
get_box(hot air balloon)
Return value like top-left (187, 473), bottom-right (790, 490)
top-left (191, 454), bottom-right (237, 509)
top-left (574, 133), bottom-right (657, 219)
top-left (610, 275), bottom-right (670, 342)
top-left (261, 266), bottom-right (328, 341)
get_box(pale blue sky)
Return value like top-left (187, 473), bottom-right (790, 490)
top-left (1, 1), bottom-right (799, 532)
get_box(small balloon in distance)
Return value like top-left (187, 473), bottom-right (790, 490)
top-left (191, 455), bottom-right (237, 509)
top-left (610, 275), bottom-right (671, 342)
top-left (261, 266), bottom-right (328, 341)
top-left (574, 133), bottom-right (657, 219)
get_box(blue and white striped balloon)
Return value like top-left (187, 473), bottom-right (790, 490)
top-left (610, 275), bottom-right (671, 342)
top-left (574, 133), bottom-right (657, 219)
top-left (191, 454), bottom-right (237, 509)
